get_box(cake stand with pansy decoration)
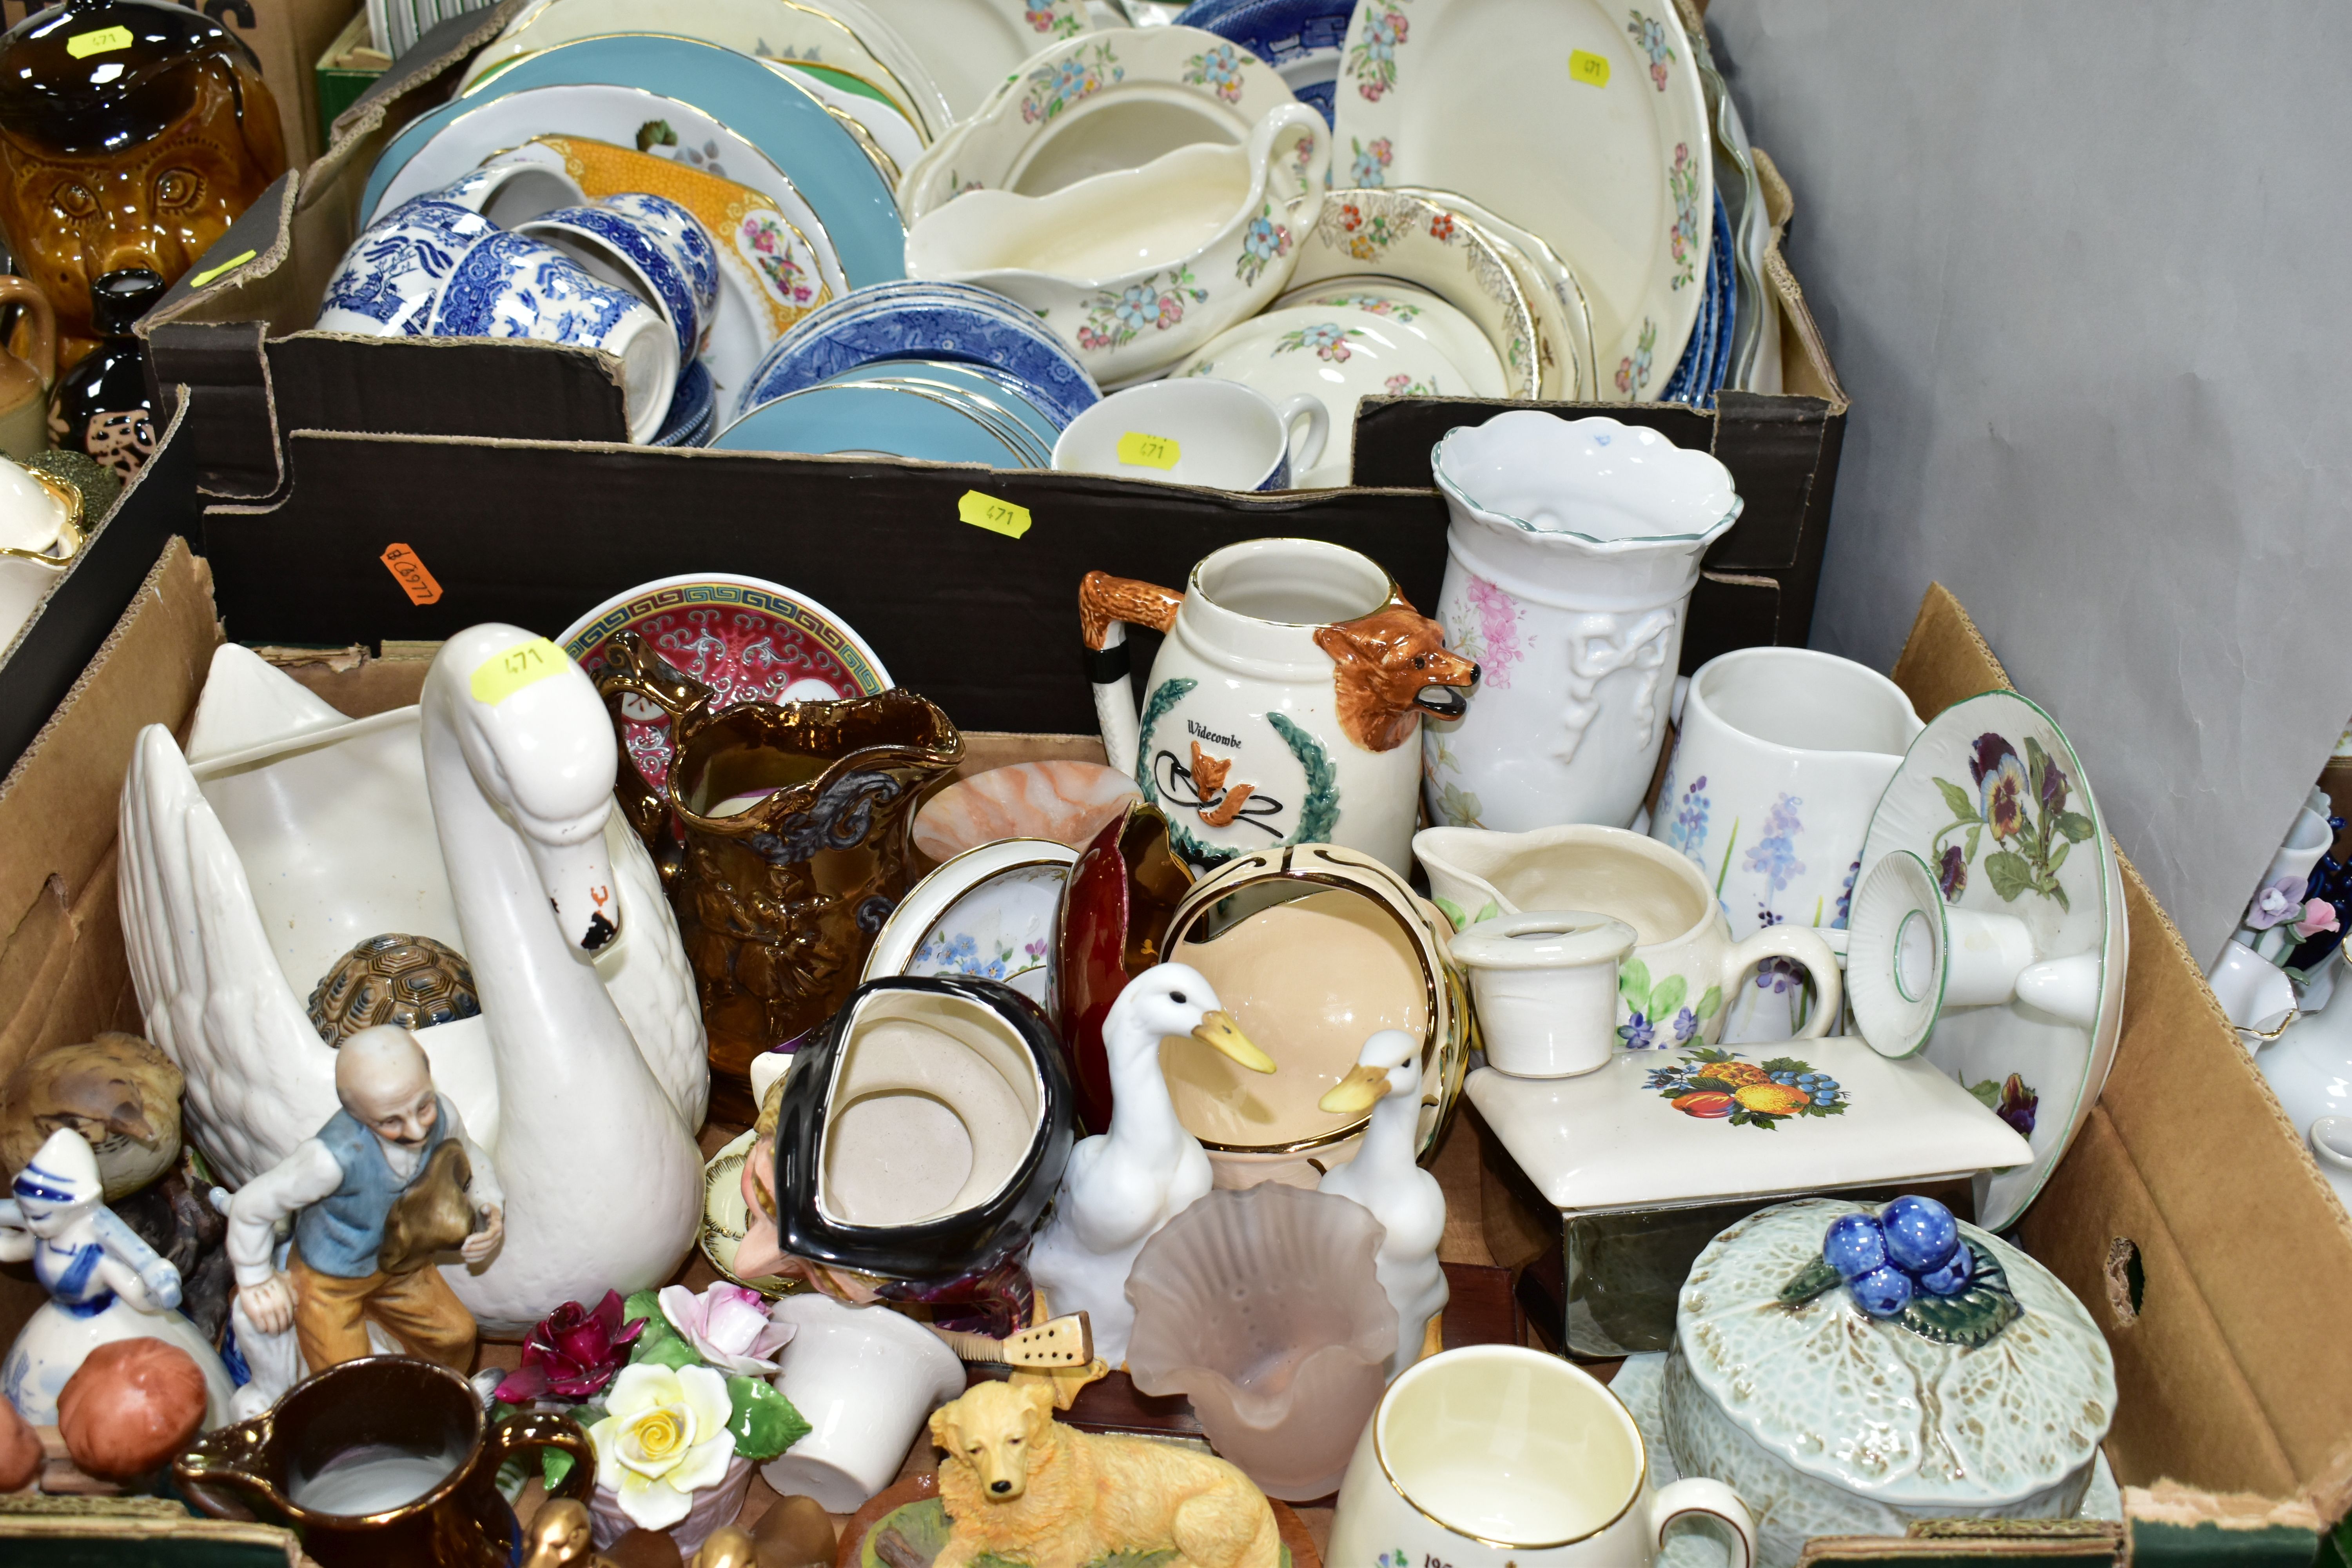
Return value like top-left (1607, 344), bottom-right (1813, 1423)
top-left (1855, 689), bottom-right (2127, 1231)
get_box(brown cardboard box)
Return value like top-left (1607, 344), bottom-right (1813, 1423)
top-left (137, 0), bottom-right (1846, 668)
top-left (0, 559), bottom-right (2341, 1561)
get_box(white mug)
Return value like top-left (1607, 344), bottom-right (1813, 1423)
top-left (1053, 379), bottom-right (1329, 491)
top-left (1329, 1345), bottom-right (1755, 1568)
top-left (1448, 910), bottom-right (1636, 1078)
top-left (1652, 647), bottom-right (1922, 1041)
top-left (760, 1293), bottom-right (965, 1511)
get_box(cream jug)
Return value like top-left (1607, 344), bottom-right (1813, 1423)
top-left (1081, 538), bottom-right (1477, 873)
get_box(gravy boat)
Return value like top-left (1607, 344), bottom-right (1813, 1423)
top-left (906, 102), bottom-right (1328, 387)
top-left (1414, 824), bottom-right (1841, 1050)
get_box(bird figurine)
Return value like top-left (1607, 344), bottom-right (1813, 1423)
top-left (1317, 1029), bottom-right (1448, 1379)
top-left (1027, 963), bottom-right (1274, 1368)
top-left (119, 632), bottom-right (708, 1335)
top-left (0, 1032), bottom-right (183, 1199)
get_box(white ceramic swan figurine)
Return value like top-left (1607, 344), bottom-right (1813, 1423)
top-left (1318, 1029), bottom-right (1448, 1379)
top-left (118, 628), bottom-right (707, 1335)
top-left (1026, 963), bottom-right (1274, 1367)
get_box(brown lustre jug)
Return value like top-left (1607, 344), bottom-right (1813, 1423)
top-left (175, 1357), bottom-right (592, 1568)
top-left (0, 0), bottom-right (286, 364)
top-left (594, 630), bottom-right (963, 1123)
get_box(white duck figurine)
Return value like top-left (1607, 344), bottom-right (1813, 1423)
top-left (1318, 1029), bottom-right (1447, 1379)
top-left (118, 628), bottom-right (707, 1335)
top-left (1026, 963), bottom-right (1274, 1367)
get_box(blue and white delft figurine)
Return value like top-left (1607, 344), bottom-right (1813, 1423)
top-left (1317, 1029), bottom-right (1447, 1379)
top-left (1, 1127), bottom-right (235, 1426)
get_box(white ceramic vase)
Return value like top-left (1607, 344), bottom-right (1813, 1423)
top-left (1420, 412), bottom-right (1739, 835)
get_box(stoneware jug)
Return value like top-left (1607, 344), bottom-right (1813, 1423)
top-left (175, 1357), bottom-right (592, 1568)
top-left (1414, 824), bottom-right (1841, 1051)
top-left (1421, 411), bottom-right (1739, 834)
top-left (1081, 537), bottom-right (1477, 875)
top-left (1327, 1344), bottom-right (1755, 1568)
top-left (593, 630), bottom-right (963, 1122)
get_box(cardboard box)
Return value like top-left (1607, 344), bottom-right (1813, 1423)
top-left (0, 0), bottom-right (363, 176)
top-left (0, 535), bottom-right (2340, 1559)
top-left (138, 0), bottom-right (1847, 665)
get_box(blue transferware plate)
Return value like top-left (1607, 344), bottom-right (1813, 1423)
top-left (736, 281), bottom-right (1101, 426)
top-left (1661, 191), bottom-right (1732, 407)
top-left (654, 360), bottom-right (715, 446)
top-left (1173, 0), bottom-right (1351, 125)
top-left (1700, 190), bottom-right (1738, 407)
top-left (360, 36), bottom-right (906, 288)
top-left (712, 380), bottom-right (1032, 466)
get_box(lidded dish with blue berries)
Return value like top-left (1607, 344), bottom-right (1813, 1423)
top-left (1662, 1195), bottom-right (2115, 1568)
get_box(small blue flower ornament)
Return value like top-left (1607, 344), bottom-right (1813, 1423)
top-left (1780, 1194), bottom-right (2018, 1347)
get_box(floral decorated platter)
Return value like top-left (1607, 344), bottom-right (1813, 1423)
top-left (1462, 1035), bottom-right (2030, 1214)
top-left (558, 571), bottom-right (893, 794)
top-left (855, 0), bottom-right (1094, 124)
top-left (1172, 0), bottom-right (1356, 124)
top-left (862, 838), bottom-right (1079, 1016)
top-left (898, 27), bottom-right (1299, 220)
top-left (735, 280), bottom-right (1102, 426)
top-left (463, 0), bottom-right (955, 144)
top-left (1332, 0), bottom-right (1709, 401)
top-left (1174, 292), bottom-right (1499, 487)
top-left (1396, 184), bottom-right (1597, 399)
top-left (1277, 186), bottom-right (1539, 398)
top-left (1858, 690), bottom-right (2125, 1232)
top-left (365, 36), bottom-right (907, 289)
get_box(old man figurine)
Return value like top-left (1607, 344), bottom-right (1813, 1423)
top-left (227, 1027), bottom-right (503, 1372)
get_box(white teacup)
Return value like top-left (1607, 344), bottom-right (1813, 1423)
top-left (1053, 379), bottom-right (1328, 491)
top-left (759, 1293), bottom-right (965, 1512)
top-left (1329, 1345), bottom-right (1755, 1568)
top-left (1652, 647), bottom-right (1922, 1040)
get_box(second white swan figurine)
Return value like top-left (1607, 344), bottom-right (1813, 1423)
top-left (118, 628), bottom-right (706, 1336)
top-left (1026, 963), bottom-right (1274, 1367)
top-left (1318, 1029), bottom-right (1448, 1379)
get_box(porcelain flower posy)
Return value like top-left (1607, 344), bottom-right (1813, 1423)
top-left (657, 1282), bottom-right (795, 1376)
top-left (588, 1361), bottom-right (738, 1531)
top-left (494, 1289), bottom-right (643, 1403)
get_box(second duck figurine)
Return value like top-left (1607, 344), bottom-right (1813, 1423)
top-left (1318, 1029), bottom-right (1448, 1379)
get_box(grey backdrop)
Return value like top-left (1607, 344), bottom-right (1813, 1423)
top-left (1708, 0), bottom-right (2352, 963)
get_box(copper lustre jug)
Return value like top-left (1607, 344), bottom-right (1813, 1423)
top-left (0, 0), bottom-right (287, 363)
top-left (594, 630), bottom-right (963, 1121)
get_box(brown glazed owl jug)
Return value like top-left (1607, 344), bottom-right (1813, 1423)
top-left (593, 630), bottom-right (964, 1123)
top-left (0, 0), bottom-right (286, 364)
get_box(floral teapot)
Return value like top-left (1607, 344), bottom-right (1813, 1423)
top-left (1080, 537), bottom-right (1477, 874)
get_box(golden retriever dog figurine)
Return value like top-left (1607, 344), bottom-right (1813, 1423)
top-left (931, 1379), bottom-right (1280, 1568)
top-left (1311, 598), bottom-right (1478, 754)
